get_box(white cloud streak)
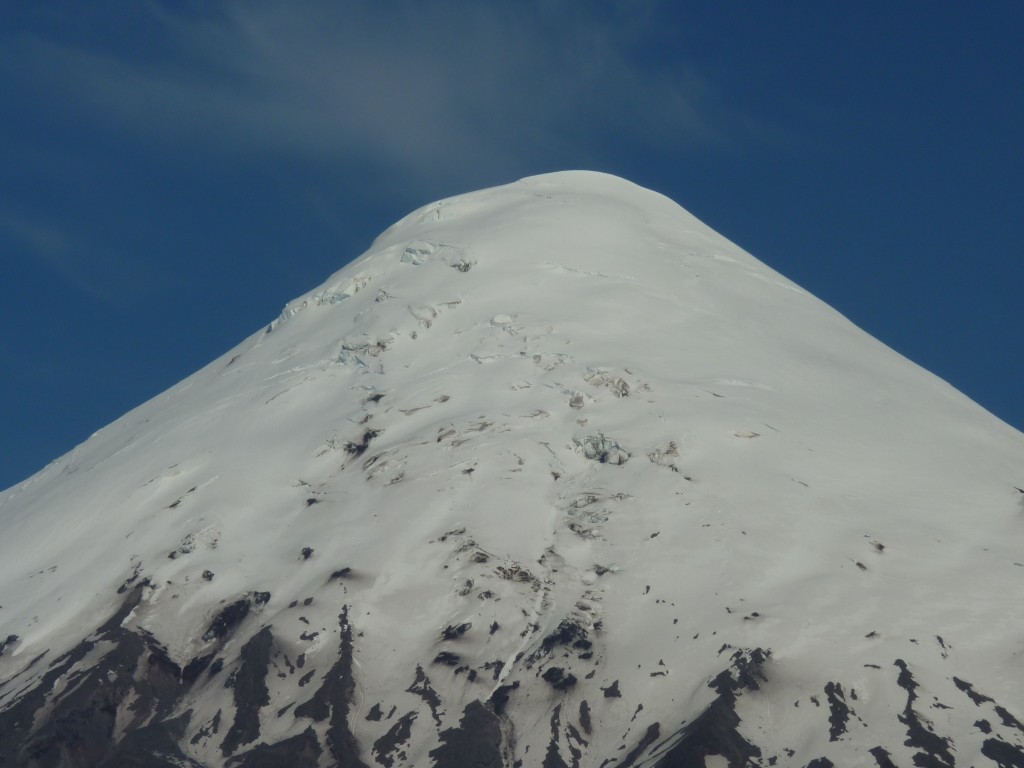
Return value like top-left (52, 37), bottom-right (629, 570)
top-left (8, 1), bottom-right (739, 187)
top-left (0, 211), bottom-right (112, 300)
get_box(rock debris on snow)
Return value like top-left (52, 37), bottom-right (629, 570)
top-left (1, 171), bottom-right (1024, 766)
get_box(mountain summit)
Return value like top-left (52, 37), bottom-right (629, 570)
top-left (2, 172), bottom-right (1023, 767)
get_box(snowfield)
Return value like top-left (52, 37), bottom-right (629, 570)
top-left (1, 171), bottom-right (1023, 767)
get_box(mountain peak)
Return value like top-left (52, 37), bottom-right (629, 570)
top-left (2, 174), bottom-right (1023, 767)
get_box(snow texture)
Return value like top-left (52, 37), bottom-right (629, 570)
top-left (1, 171), bottom-right (1024, 767)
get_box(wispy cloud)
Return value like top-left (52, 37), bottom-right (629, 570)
top-left (6, 1), bottom-right (748, 189)
top-left (0, 210), bottom-right (107, 299)
top-left (0, 204), bottom-right (166, 305)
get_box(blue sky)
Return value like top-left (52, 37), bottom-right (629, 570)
top-left (2, 1), bottom-right (1022, 491)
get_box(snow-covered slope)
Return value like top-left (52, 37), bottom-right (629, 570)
top-left (2, 171), bottom-right (1023, 768)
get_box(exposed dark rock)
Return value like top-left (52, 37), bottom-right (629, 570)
top-left (182, 652), bottom-right (216, 683)
top-left (372, 711), bottom-right (417, 768)
top-left (953, 675), bottom-right (994, 706)
top-left (97, 713), bottom-right (201, 767)
top-left (543, 704), bottom-right (570, 768)
top-left (977, 719), bottom-right (993, 734)
top-left (137, 642), bottom-right (192, 716)
top-left (293, 607), bottom-right (367, 767)
top-left (543, 666), bottom-right (577, 690)
top-left (366, 703), bottom-right (384, 721)
top-left (116, 562), bottom-right (146, 594)
top-left (405, 665), bottom-right (443, 726)
top-left (344, 429), bottom-right (380, 458)
top-left (190, 709), bottom-right (222, 745)
top-left (711, 648), bottom-right (771, 694)
top-left (26, 645), bottom-right (162, 760)
top-left (893, 659), bottom-right (954, 768)
top-left (480, 659), bottom-right (505, 682)
top-left (537, 619), bottom-right (590, 658)
top-left (301, 547), bottom-right (314, 560)
top-left (202, 599), bottom-right (252, 642)
top-left (490, 681), bottom-right (519, 716)
top-left (0, 588), bottom-right (161, 767)
top-left (496, 564), bottom-right (534, 582)
top-left (805, 759), bottom-right (834, 768)
top-left (602, 680), bottom-right (622, 698)
top-left (653, 648), bottom-right (769, 768)
top-left (579, 700), bottom-right (592, 735)
top-left (18, 658), bottom-right (136, 764)
top-left (982, 737), bottom-right (1024, 768)
top-left (869, 745), bottom-right (898, 767)
top-left (434, 651), bottom-right (461, 666)
top-left (0, 633), bottom-right (16, 658)
top-left (653, 696), bottom-right (760, 768)
top-left (221, 626), bottom-right (274, 756)
top-left (996, 705), bottom-right (1024, 733)
top-left (429, 700), bottom-right (503, 768)
top-left (566, 724), bottom-right (586, 765)
top-left (225, 727), bottom-right (323, 768)
top-left (618, 723), bottom-right (661, 768)
top-left (824, 681), bottom-right (851, 741)
top-left (442, 622), bottom-right (472, 640)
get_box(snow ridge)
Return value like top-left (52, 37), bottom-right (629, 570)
top-left (1, 171), bottom-right (1024, 767)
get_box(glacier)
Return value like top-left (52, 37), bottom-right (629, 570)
top-left (1, 171), bottom-right (1023, 767)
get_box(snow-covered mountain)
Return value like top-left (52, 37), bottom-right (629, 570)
top-left (2, 171), bottom-right (1023, 768)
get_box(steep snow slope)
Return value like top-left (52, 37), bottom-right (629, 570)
top-left (1, 171), bottom-right (1023, 767)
